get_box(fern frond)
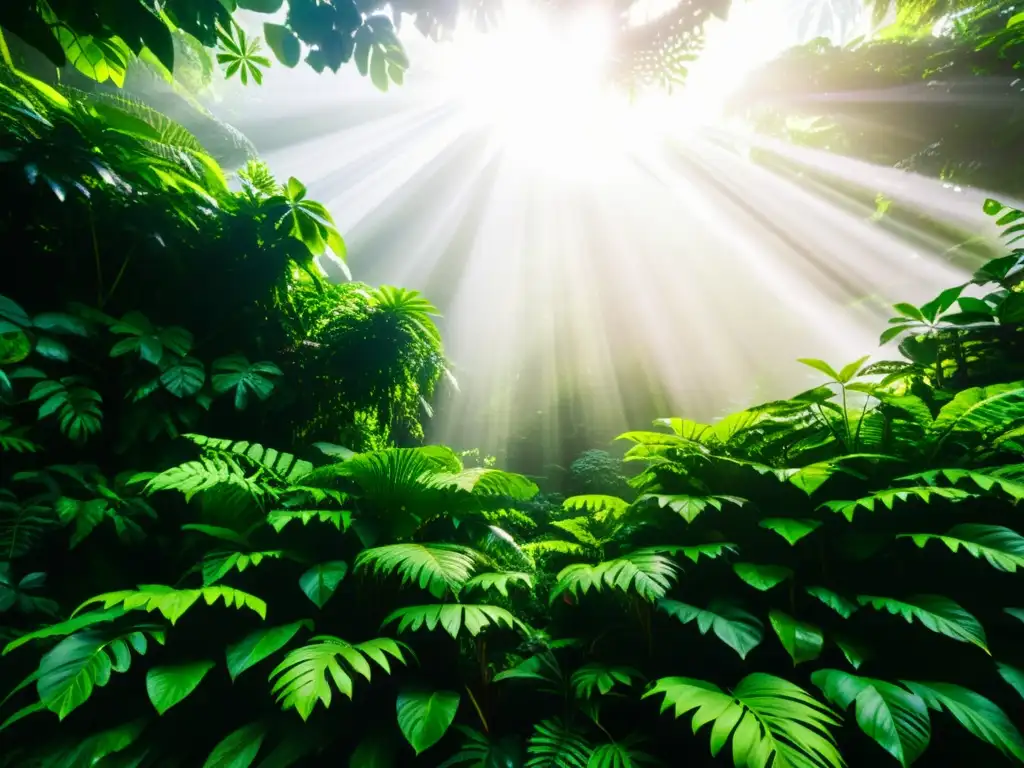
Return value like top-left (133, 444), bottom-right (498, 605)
top-left (562, 495), bottom-right (630, 519)
top-left (381, 604), bottom-right (523, 639)
top-left (266, 508), bottom-right (351, 532)
top-left (0, 493), bottom-right (56, 559)
top-left (857, 594), bottom-right (988, 652)
top-left (645, 673), bottom-right (843, 768)
top-left (820, 486), bottom-right (974, 521)
top-left (73, 584), bottom-right (266, 625)
top-left (637, 493), bottom-right (746, 523)
top-left (141, 456), bottom-right (264, 501)
top-left (183, 434), bottom-right (314, 484)
top-left (202, 549), bottom-right (286, 585)
top-left (269, 635), bottom-right (409, 720)
top-left (900, 524), bottom-right (1024, 572)
top-left (355, 543), bottom-right (483, 598)
top-left (521, 540), bottom-right (588, 557)
top-left (570, 663), bottom-right (642, 699)
top-left (899, 468), bottom-right (1024, 500)
top-left (463, 571), bottom-right (533, 598)
top-left (37, 624), bottom-right (165, 719)
top-left (429, 467), bottom-right (539, 500)
top-left (526, 718), bottom-right (592, 768)
top-left (551, 550), bottom-right (681, 603)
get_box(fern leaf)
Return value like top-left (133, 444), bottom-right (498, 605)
top-left (570, 663), bottom-right (642, 699)
top-left (644, 673), bottom-right (843, 768)
top-left (899, 468), bottom-right (1024, 501)
top-left (381, 604), bottom-right (523, 639)
top-left (562, 495), bottom-right (630, 518)
top-left (0, 493), bottom-right (55, 559)
top-left (429, 467), bottom-right (539, 499)
top-left (900, 524), bottom-right (1024, 572)
top-left (637, 493), bottom-right (746, 523)
top-left (587, 741), bottom-right (659, 767)
top-left (656, 599), bottom-right (764, 659)
top-left (526, 718), bottom-right (592, 768)
top-left (202, 550), bottom-right (286, 585)
top-left (551, 550), bottom-right (681, 603)
top-left (857, 594), bottom-right (988, 652)
top-left (269, 635), bottom-right (408, 720)
top-left (37, 625), bottom-right (164, 719)
top-left (521, 540), bottom-right (588, 557)
top-left (73, 584), bottom-right (266, 625)
top-left (355, 543), bottom-right (482, 598)
top-left (929, 384), bottom-right (1024, 446)
top-left (463, 571), bottom-right (533, 598)
top-left (820, 486), bottom-right (973, 521)
top-left (183, 434), bottom-right (314, 484)
top-left (267, 508), bottom-right (351, 532)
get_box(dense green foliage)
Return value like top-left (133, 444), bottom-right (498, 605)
top-left (4, 1), bottom-right (1024, 766)
top-left (735, 1), bottom-right (1024, 198)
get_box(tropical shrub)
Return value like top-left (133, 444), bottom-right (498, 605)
top-left (1, 199), bottom-right (1022, 766)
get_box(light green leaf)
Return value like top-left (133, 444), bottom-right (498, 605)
top-left (899, 524), bottom-right (1024, 572)
top-left (146, 660), bottom-right (215, 714)
top-left (811, 669), bottom-right (930, 766)
top-left (903, 681), bottom-right (1024, 762)
top-left (204, 721), bottom-right (266, 767)
top-left (226, 620), bottom-right (310, 681)
top-left (299, 561), bottom-right (348, 608)
top-left (396, 689), bottom-right (460, 756)
top-left (759, 518), bottom-right (822, 545)
top-left (769, 610), bottom-right (824, 666)
top-left (806, 586), bottom-right (859, 619)
top-left (997, 663), bottom-right (1024, 700)
top-left (858, 595), bottom-right (988, 653)
top-left (656, 599), bottom-right (763, 659)
top-left (733, 562), bottom-right (793, 591)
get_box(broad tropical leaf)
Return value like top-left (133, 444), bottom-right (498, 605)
top-left (899, 525), bottom-right (1024, 572)
top-left (759, 518), bottom-right (822, 545)
top-left (526, 718), bottom-right (591, 768)
top-left (226, 620), bottom-right (311, 681)
top-left (463, 571), bottom-right (533, 598)
top-left (396, 689), bottom-right (460, 756)
top-left (857, 595), bottom-right (988, 652)
top-left (769, 610), bottom-right (825, 666)
top-left (638, 493), bottom-right (746, 523)
top-left (146, 660), bottom-right (215, 715)
top-left (552, 550), bottom-right (681, 602)
top-left (74, 584), bottom-right (267, 625)
top-left (355, 543), bottom-right (482, 598)
top-left (37, 625), bottom-right (164, 719)
top-left (903, 681), bottom-right (1024, 762)
top-left (806, 586), bottom-right (859, 619)
top-left (299, 561), bottom-right (349, 608)
top-left (812, 669), bottom-right (931, 766)
top-left (381, 604), bottom-right (522, 639)
top-left (204, 721), bottom-right (266, 768)
top-left (267, 508), bottom-right (350, 532)
top-left (733, 562), bottom-right (793, 591)
top-left (571, 663), bottom-right (641, 699)
top-left (269, 635), bottom-right (408, 719)
top-left (644, 673), bottom-right (843, 768)
top-left (900, 469), bottom-right (1024, 501)
top-left (656, 599), bottom-right (764, 659)
top-left (821, 487), bottom-right (973, 521)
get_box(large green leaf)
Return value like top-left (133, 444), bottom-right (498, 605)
top-left (204, 721), bottom-right (266, 767)
top-left (37, 626), bottom-right (162, 719)
top-left (269, 636), bottom-right (408, 719)
top-left (656, 599), bottom-right (763, 659)
top-left (805, 586), bottom-right (859, 619)
top-left (857, 595), bottom-right (988, 652)
top-left (759, 518), bottom-right (822, 545)
top-left (552, 549), bottom-right (682, 602)
top-left (899, 524), bottom-right (1024, 572)
top-left (645, 673), bottom-right (843, 767)
top-left (74, 584), bottom-right (266, 625)
top-left (903, 681), bottom-right (1024, 762)
top-left (299, 561), bottom-right (348, 608)
top-left (146, 660), bottom-right (215, 715)
top-left (570, 663), bottom-right (641, 699)
top-left (733, 562), bottom-right (793, 591)
top-left (769, 610), bottom-right (824, 666)
top-left (211, 355), bottom-right (282, 410)
top-left (381, 604), bottom-right (522, 639)
top-left (396, 689), bottom-right (460, 756)
top-left (226, 620), bottom-right (310, 681)
top-left (355, 543), bottom-right (481, 599)
top-left (812, 669), bottom-right (930, 766)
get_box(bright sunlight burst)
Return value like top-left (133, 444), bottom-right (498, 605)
top-left (436, 3), bottom-right (623, 177)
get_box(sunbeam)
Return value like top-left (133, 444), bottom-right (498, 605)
top-left (207, 0), bottom-right (1007, 471)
